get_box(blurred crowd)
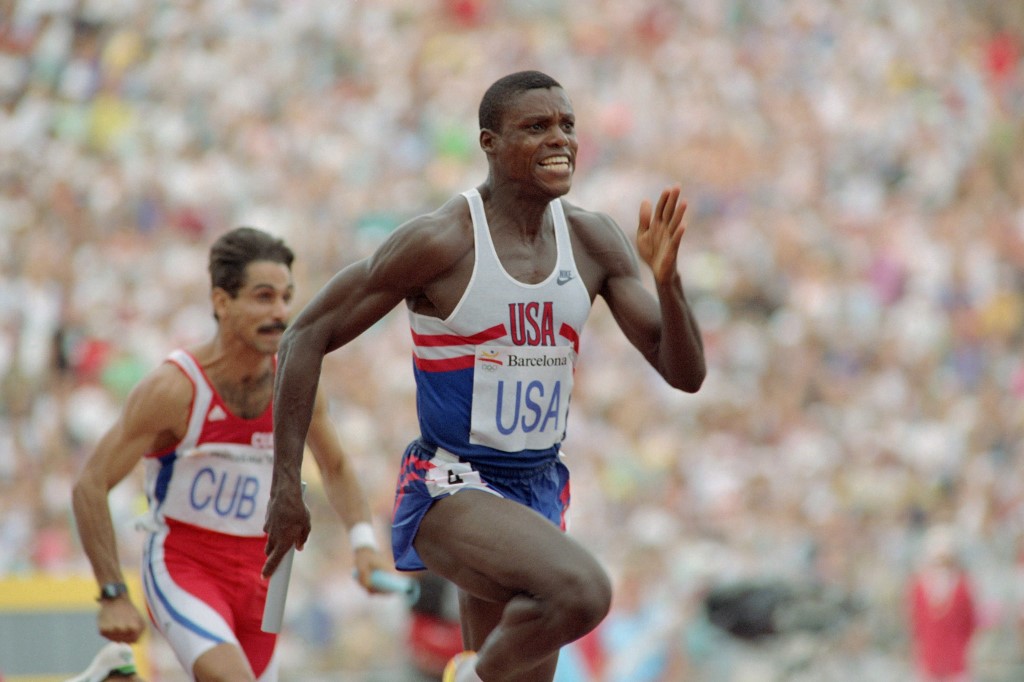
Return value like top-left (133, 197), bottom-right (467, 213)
top-left (2, 0), bottom-right (1023, 679)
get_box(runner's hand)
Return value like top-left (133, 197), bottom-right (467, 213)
top-left (353, 547), bottom-right (395, 594)
top-left (262, 488), bottom-right (311, 578)
top-left (98, 597), bottom-right (146, 643)
top-left (637, 185), bottom-right (687, 286)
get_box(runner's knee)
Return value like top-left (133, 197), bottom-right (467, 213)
top-left (192, 645), bottom-right (257, 682)
top-left (551, 563), bottom-right (612, 636)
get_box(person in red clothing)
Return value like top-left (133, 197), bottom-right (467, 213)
top-left (71, 227), bottom-right (390, 681)
top-left (908, 525), bottom-right (979, 682)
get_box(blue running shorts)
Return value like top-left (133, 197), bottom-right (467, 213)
top-left (391, 440), bottom-right (571, 571)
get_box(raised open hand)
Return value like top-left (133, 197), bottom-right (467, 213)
top-left (636, 185), bottom-right (688, 286)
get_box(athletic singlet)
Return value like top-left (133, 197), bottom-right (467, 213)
top-left (409, 188), bottom-right (591, 469)
top-left (140, 349), bottom-right (274, 537)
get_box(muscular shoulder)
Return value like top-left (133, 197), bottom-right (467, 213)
top-left (390, 195), bottom-right (472, 264)
top-left (368, 194), bottom-right (474, 299)
top-left (560, 199), bottom-right (638, 283)
top-left (120, 360), bottom-right (194, 437)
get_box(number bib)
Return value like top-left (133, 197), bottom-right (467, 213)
top-left (159, 443), bottom-right (273, 536)
top-left (470, 345), bottom-right (574, 452)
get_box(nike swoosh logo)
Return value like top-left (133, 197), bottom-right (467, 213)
top-left (556, 272), bottom-right (575, 285)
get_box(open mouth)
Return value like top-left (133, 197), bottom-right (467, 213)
top-left (539, 155), bottom-right (572, 173)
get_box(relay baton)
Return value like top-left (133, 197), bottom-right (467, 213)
top-left (262, 481), bottom-right (306, 633)
top-left (356, 569), bottom-right (422, 605)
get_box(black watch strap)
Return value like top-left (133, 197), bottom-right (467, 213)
top-left (98, 582), bottom-right (129, 601)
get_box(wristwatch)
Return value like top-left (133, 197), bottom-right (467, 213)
top-left (98, 582), bottom-right (129, 601)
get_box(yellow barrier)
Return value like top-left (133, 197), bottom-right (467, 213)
top-left (0, 573), bottom-right (151, 681)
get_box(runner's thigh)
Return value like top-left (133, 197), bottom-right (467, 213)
top-left (414, 489), bottom-right (601, 602)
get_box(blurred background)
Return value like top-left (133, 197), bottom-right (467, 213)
top-left (1, 0), bottom-right (1023, 680)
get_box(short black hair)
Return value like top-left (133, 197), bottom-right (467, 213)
top-left (208, 226), bottom-right (294, 298)
top-left (478, 70), bottom-right (563, 132)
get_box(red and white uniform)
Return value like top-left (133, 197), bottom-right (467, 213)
top-left (139, 349), bottom-right (278, 680)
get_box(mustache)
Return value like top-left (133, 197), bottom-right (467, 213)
top-left (258, 322), bottom-right (287, 333)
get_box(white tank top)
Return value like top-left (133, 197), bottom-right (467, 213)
top-left (409, 188), bottom-right (592, 465)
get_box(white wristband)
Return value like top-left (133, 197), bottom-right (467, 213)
top-left (349, 522), bottom-right (379, 552)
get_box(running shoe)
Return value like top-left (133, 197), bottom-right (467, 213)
top-left (442, 650), bottom-right (480, 682)
top-left (65, 642), bottom-right (137, 682)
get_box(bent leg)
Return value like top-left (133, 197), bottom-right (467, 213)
top-left (415, 490), bottom-right (611, 682)
top-left (143, 527), bottom-right (273, 682)
top-left (193, 643), bottom-right (257, 682)
top-left (458, 591), bottom-right (560, 681)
